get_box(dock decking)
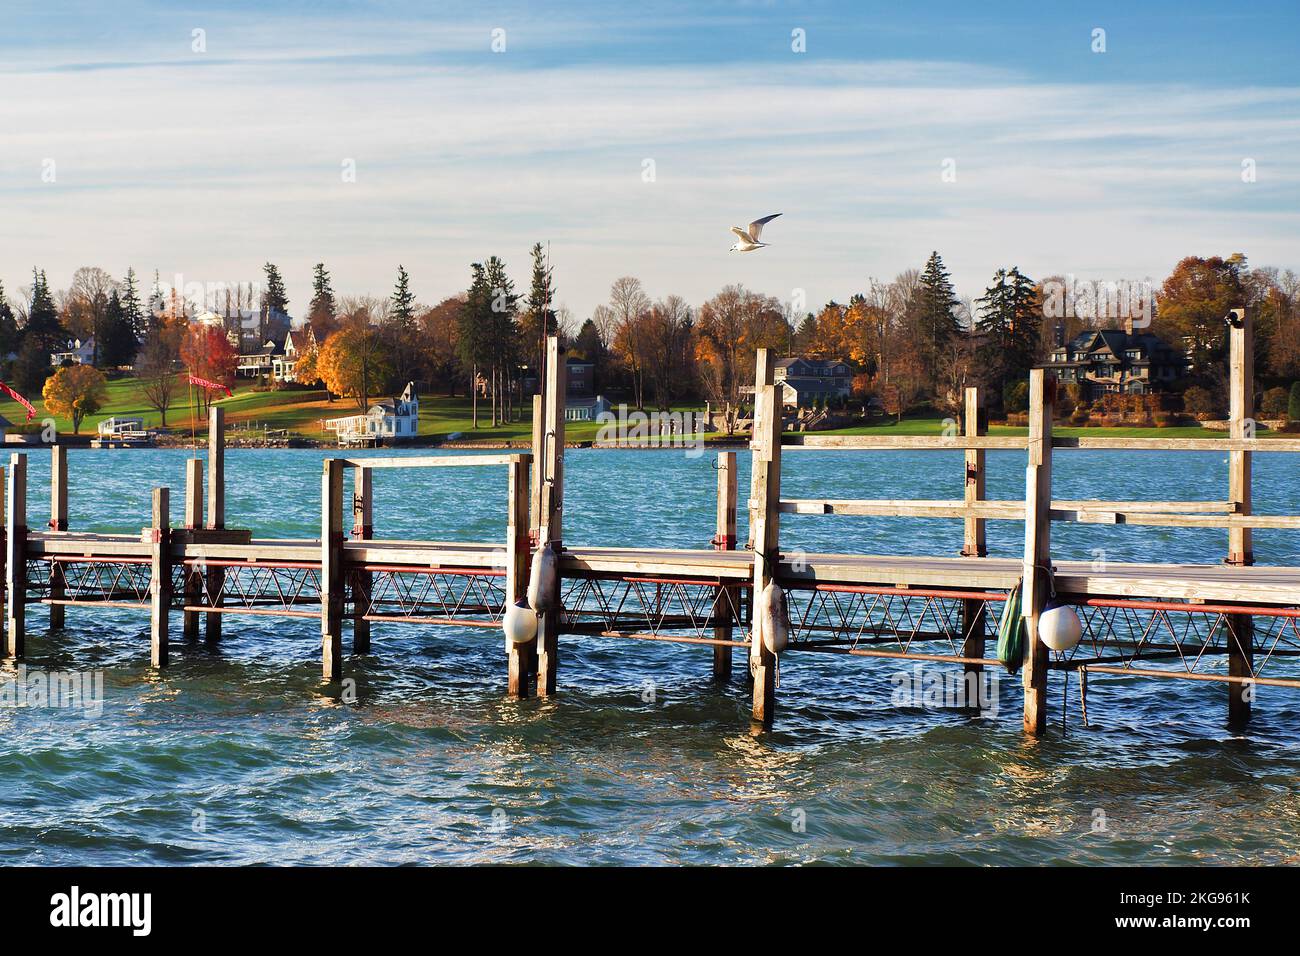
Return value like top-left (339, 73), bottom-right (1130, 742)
top-left (4, 324), bottom-right (1299, 735)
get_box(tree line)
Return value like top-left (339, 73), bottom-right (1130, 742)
top-left (6, 249), bottom-right (1300, 432)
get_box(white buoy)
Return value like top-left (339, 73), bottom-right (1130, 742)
top-left (527, 542), bottom-right (558, 612)
top-left (756, 580), bottom-right (790, 654)
top-left (1038, 601), bottom-right (1082, 652)
top-left (503, 599), bottom-right (538, 644)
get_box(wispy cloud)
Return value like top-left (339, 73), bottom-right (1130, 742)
top-left (2, 2), bottom-right (1298, 317)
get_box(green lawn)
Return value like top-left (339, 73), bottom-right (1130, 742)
top-left (3, 378), bottom-right (1278, 444)
top-left (808, 413), bottom-right (1255, 441)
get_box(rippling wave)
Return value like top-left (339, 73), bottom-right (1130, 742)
top-left (1, 447), bottom-right (1297, 864)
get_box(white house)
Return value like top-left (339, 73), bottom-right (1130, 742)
top-left (50, 337), bottom-right (96, 366)
top-left (273, 326), bottom-right (315, 383)
top-left (324, 383), bottom-right (419, 445)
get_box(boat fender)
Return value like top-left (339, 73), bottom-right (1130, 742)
top-left (503, 599), bottom-right (538, 644)
top-left (756, 580), bottom-right (790, 654)
top-left (1039, 600), bottom-right (1082, 652)
top-left (527, 542), bottom-right (558, 613)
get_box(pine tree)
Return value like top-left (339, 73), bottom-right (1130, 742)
top-left (120, 267), bottom-right (147, 341)
top-left (520, 242), bottom-right (557, 382)
top-left (482, 256), bottom-right (520, 425)
top-left (100, 289), bottom-right (138, 367)
top-left (25, 268), bottom-right (67, 353)
top-left (308, 263), bottom-right (337, 331)
top-left (262, 262), bottom-right (290, 317)
top-left (918, 251), bottom-right (962, 356)
top-left (0, 279), bottom-right (19, 358)
top-left (391, 265), bottom-right (415, 327)
top-left (974, 266), bottom-right (1041, 409)
top-left (457, 263), bottom-right (492, 428)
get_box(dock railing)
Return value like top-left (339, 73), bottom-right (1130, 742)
top-left (756, 308), bottom-right (1300, 732)
top-left (323, 453), bottom-right (532, 684)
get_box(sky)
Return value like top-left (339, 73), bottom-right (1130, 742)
top-left (2, 0), bottom-right (1299, 324)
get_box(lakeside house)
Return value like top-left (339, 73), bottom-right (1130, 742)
top-left (564, 395), bottom-right (612, 422)
top-left (324, 382), bottom-right (419, 445)
top-left (272, 326), bottom-right (315, 383)
top-left (1044, 326), bottom-right (1187, 399)
top-left (774, 357), bottom-right (852, 408)
top-left (50, 337), bottom-right (95, 366)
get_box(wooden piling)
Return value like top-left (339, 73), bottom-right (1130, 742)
top-left (352, 465), bottom-right (373, 655)
top-left (506, 458), bottom-right (534, 696)
top-left (1021, 369), bottom-right (1053, 735)
top-left (5, 454), bottom-right (27, 657)
top-left (0, 464), bottom-right (6, 652)
top-left (183, 459), bottom-right (203, 639)
top-left (48, 446), bottom-right (68, 629)
top-left (206, 406), bottom-right (225, 642)
top-left (530, 393), bottom-right (544, 543)
top-left (321, 459), bottom-right (345, 681)
top-left (536, 336), bottom-right (566, 697)
top-left (960, 387), bottom-right (986, 681)
top-left (749, 350), bottom-right (782, 726)
top-left (1226, 307), bottom-right (1254, 722)
top-left (712, 451), bottom-right (738, 680)
top-left (150, 487), bottom-right (171, 667)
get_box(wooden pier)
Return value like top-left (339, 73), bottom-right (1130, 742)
top-left (3, 321), bottom-right (1300, 735)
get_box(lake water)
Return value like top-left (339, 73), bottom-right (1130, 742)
top-left (1, 446), bottom-right (1298, 865)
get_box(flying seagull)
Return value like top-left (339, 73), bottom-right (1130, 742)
top-left (729, 213), bottom-right (782, 252)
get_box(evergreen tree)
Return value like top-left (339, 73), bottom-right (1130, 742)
top-left (918, 251), bottom-right (962, 352)
top-left (391, 265), bottom-right (416, 327)
top-left (262, 262), bottom-right (290, 317)
top-left (120, 267), bottom-right (147, 341)
top-left (457, 263), bottom-right (492, 428)
top-left (100, 289), bottom-right (138, 367)
top-left (1290, 381), bottom-right (1300, 423)
top-left (974, 266), bottom-right (1041, 409)
top-left (482, 255), bottom-right (520, 424)
top-left (388, 264), bottom-right (419, 387)
top-left (520, 242), bottom-right (557, 380)
top-left (0, 279), bottom-right (19, 359)
top-left (308, 263), bottom-right (337, 331)
top-left (25, 268), bottom-right (68, 353)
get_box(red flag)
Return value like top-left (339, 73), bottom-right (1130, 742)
top-left (0, 381), bottom-right (36, 420)
top-left (188, 374), bottom-right (232, 398)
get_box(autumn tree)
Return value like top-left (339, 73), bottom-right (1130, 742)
top-left (419, 295), bottom-right (464, 396)
top-left (695, 285), bottom-right (789, 406)
top-left (317, 321), bottom-right (394, 410)
top-left (137, 316), bottom-right (181, 426)
top-left (607, 276), bottom-right (652, 409)
top-left (1156, 255), bottom-right (1246, 380)
top-left (180, 324), bottom-right (238, 414)
top-left (42, 363), bottom-right (108, 434)
top-left (644, 295), bottom-right (695, 407)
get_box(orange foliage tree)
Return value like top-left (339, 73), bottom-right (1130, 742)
top-left (42, 363), bottom-right (108, 434)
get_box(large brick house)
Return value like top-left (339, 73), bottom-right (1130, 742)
top-left (1044, 328), bottom-right (1186, 400)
